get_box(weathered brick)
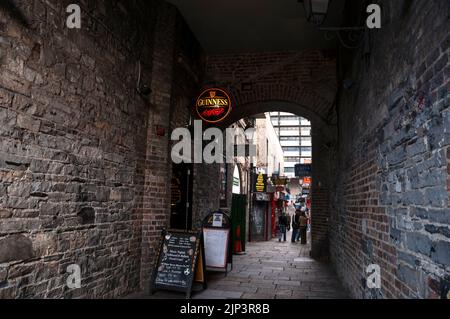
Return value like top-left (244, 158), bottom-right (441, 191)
top-left (16, 114), bottom-right (40, 132)
top-left (0, 234), bottom-right (35, 263)
top-left (405, 232), bottom-right (433, 257)
top-left (0, 267), bottom-right (7, 283)
top-left (430, 241), bottom-right (450, 266)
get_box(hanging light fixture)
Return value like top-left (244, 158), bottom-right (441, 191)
top-left (299, 0), bottom-right (330, 26)
top-left (299, 0), bottom-right (368, 50)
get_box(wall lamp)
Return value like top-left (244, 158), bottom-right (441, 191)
top-left (299, 0), bottom-right (368, 50)
top-left (298, 0), bottom-right (330, 26)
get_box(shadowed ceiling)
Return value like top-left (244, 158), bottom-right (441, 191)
top-left (167, 0), bottom-right (346, 54)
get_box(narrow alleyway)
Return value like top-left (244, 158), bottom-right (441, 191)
top-left (0, 0), bottom-right (448, 300)
top-left (129, 232), bottom-right (348, 299)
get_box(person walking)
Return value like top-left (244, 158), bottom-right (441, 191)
top-left (291, 209), bottom-right (301, 243)
top-left (305, 208), bottom-right (311, 232)
top-left (287, 201), bottom-right (296, 219)
top-left (286, 202), bottom-right (295, 233)
top-left (278, 213), bottom-right (288, 242)
top-left (286, 212), bottom-right (291, 233)
top-left (299, 210), bottom-right (308, 245)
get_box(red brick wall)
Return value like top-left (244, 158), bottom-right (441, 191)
top-left (140, 2), bottom-right (211, 291)
top-left (139, 1), bottom-right (176, 292)
top-left (207, 51), bottom-right (337, 122)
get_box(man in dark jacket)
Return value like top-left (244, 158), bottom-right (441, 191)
top-left (291, 209), bottom-right (301, 243)
top-left (278, 213), bottom-right (288, 242)
top-left (299, 210), bottom-right (308, 245)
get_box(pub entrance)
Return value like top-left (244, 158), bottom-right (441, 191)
top-left (170, 163), bottom-right (193, 230)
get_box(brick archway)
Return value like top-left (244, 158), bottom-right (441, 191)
top-left (206, 50), bottom-right (339, 259)
top-left (218, 98), bottom-right (337, 259)
top-left (227, 84), bottom-right (334, 125)
top-left (220, 100), bottom-right (334, 138)
top-left (206, 50), bottom-right (338, 125)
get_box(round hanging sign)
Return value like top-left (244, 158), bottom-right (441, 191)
top-left (195, 88), bottom-right (232, 123)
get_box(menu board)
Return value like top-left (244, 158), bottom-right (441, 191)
top-left (203, 228), bottom-right (230, 269)
top-left (151, 229), bottom-right (204, 297)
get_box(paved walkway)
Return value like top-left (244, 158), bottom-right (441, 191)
top-left (127, 232), bottom-right (349, 299)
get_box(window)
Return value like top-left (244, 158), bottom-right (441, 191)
top-left (284, 167), bottom-right (295, 173)
top-left (280, 136), bottom-right (300, 141)
top-left (300, 119), bottom-right (311, 126)
top-left (282, 147), bottom-right (300, 152)
top-left (280, 115), bottom-right (298, 121)
top-left (300, 127), bottom-right (311, 136)
top-left (300, 137), bottom-right (311, 144)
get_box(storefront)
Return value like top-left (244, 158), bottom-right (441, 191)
top-left (249, 172), bottom-right (272, 241)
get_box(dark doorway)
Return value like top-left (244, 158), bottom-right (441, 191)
top-left (250, 201), bottom-right (267, 241)
top-left (231, 194), bottom-right (247, 253)
top-left (170, 163), bottom-right (193, 230)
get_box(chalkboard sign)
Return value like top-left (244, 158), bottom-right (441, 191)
top-left (150, 229), bottom-right (206, 298)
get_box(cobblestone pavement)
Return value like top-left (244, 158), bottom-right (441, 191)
top-left (127, 232), bottom-right (349, 299)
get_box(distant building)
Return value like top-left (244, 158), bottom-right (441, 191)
top-left (269, 112), bottom-right (312, 178)
top-left (253, 114), bottom-right (285, 177)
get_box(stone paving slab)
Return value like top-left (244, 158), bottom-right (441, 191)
top-left (125, 232), bottom-right (349, 299)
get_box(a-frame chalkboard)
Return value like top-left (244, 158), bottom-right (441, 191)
top-left (150, 229), bottom-right (207, 299)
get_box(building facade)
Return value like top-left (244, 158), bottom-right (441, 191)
top-left (254, 114), bottom-right (285, 177)
top-left (269, 112), bottom-right (312, 178)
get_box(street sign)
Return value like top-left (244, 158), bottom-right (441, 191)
top-left (295, 164), bottom-right (312, 177)
top-left (253, 172), bottom-right (267, 193)
top-left (272, 176), bottom-right (288, 186)
top-left (254, 192), bottom-right (270, 201)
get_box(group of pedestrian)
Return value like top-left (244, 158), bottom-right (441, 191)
top-left (277, 202), bottom-right (309, 244)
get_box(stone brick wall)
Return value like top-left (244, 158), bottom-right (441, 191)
top-left (331, 0), bottom-right (450, 298)
top-left (0, 0), bottom-right (213, 298)
top-left (0, 0), bottom-right (162, 298)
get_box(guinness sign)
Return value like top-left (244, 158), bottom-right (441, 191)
top-left (195, 88), bottom-right (232, 123)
